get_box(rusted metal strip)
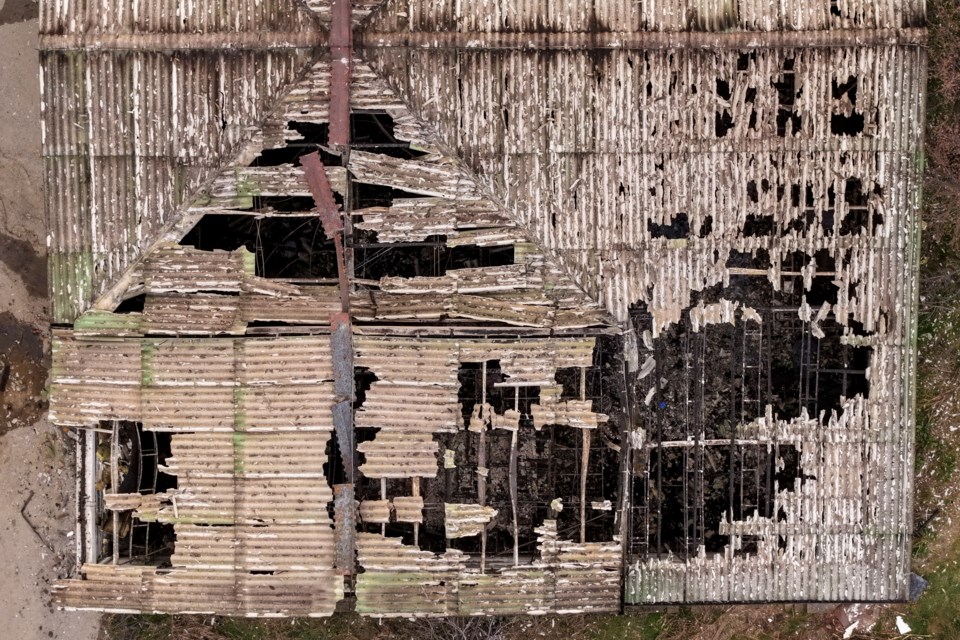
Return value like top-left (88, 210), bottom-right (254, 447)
top-left (330, 400), bottom-right (354, 469)
top-left (360, 27), bottom-right (926, 51)
top-left (479, 361), bottom-right (488, 573)
top-left (331, 315), bottom-right (355, 479)
top-left (40, 31), bottom-right (324, 52)
top-left (329, 0), bottom-right (353, 149)
top-left (301, 152), bottom-right (350, 312)
top-left (330, 311), bottom-right (355, 574)
top-left (331, 313), bottom-right (354, 401)
top-left (333, 484), bottom-right (356, 576)
top-left (580, 429), bottom-right (591, 544)
top-left (300, 152), bottom-right (342, 235)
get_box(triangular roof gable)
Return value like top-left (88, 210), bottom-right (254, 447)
top-left (41, 0), bottom-right (326, 322)
top-left (88, 53), bottom-right (612, 330)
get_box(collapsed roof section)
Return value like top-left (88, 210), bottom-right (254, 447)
top-left (358, 7), bottom-right (924, 604)
top-left (45, 0), bottom-right (923, 616)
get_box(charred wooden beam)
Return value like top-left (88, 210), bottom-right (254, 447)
top-left (478, 360), bottom-right (488, 573)
top-left (580, 367), bottom-right (590, 544)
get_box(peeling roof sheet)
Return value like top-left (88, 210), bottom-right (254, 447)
top-left (356, 521), bottom-right (621, 617)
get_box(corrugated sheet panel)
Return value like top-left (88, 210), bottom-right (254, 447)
top-left (358, 432), bottom-right (439, 478)
top-left (54, 565), bottom-right (344, 616)
top-left (349, 150), bottom-right (483, 199)
top-left (51, 335), bottom-right (337, 429)
top-left (354, 291), bottom-right (587, 328)
top-left (532, 386), bottom-right (607, 429)
top-left (358, 384), bottom-right (460, 432)
top-left (360, 500), bottom-right (392, 523)
top-left (393, 496), bottom-right (424, 523)
top-left (353, 197), bottom-right (512, 242)
top-left (445, 503), bottom-right (497, 538)
top-left (186, 165), bottom-right (349, 214)
top-left (366, 0), bottom-right (925, 33)
top-left (356, 571), bottom-right (458, 617)
top-left (357, 533), bottom-right (469, 571)
top-left (143, 245), bottom-right (250, 294)
top-left (49, 332), bottom-right (142, 425)
top-left (146, 477), bottom-right (333, 525)
top-left (40, 0), bottom-right (317, 35)
top-left (172, 524), bottom-right (336, 571)
top-left (142, 295), bottom-right (245, 335)
top-left (162, 431), bottom-right (330, 479)
top-left (356, 520), bottom-right (621, 617)
top-left (241, 288), bottom-right (341, 324)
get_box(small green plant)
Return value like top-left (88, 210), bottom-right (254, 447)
top-left (587, 613), bottom-right (663, 640)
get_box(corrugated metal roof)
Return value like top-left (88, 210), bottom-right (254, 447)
top-left (48, 0), bottom-right (921, 615)
top-left (366, 0), bottom-right (925, 33)
top-left (356, 520), bottom-right (621, 616)
top-left (364, 43), bottom-right (925, 327)
top-left (53, 564), bottom-right (344, 616)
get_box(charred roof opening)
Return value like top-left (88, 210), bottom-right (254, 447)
top-left (180, 214), bottom-right (338, 279)
top-left (353, 233), bottom-right (514, 280)
top-left (351, 112), bottom-right (427, 159)
top-left (648, 213), bottom-right (690, 239)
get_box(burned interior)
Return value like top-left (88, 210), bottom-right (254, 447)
top-left (43, 0), bottom-right (923, 617)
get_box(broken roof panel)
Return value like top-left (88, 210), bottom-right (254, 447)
top-left (355, 521), bottom-right (621, 617)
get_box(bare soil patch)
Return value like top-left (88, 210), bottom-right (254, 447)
top-left (0, 311), bottom-right (47, 434)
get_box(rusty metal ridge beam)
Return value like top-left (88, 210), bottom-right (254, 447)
top-left (301, 152), bottom-right (350, 312)
top-left (39, 31), bottom-right (325, 52)
top-left (328, 0), bottom-right (353, 149)
top-left (360, 27), bottom-right (926, 51)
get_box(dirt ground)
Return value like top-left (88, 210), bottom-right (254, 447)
top-left (0, 1), bottom-right (100, 637)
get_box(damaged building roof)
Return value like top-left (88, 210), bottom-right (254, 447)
top-left (45, 0), bottom-right (924, 616)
